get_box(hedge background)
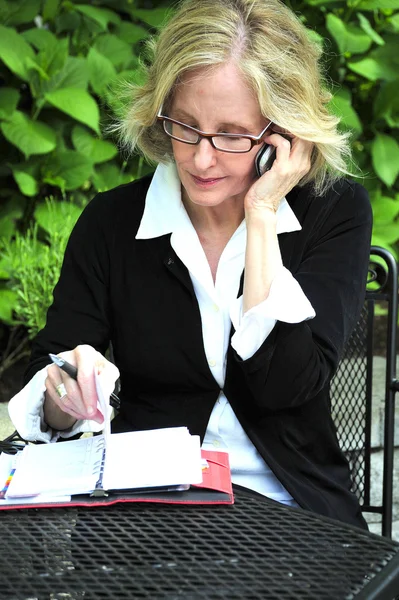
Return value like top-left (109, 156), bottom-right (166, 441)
top-left (0, 0), bottom-right (398, 374)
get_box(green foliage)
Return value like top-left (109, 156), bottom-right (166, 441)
top-left (0, 0), bottom-right (158, 227)
top-left (0, 0), bottom-right (165, 348)
top-left (0, 196), bottom-right (84, 337)
top-left (298, 0), bottom-right (399, 257)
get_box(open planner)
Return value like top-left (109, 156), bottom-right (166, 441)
top-left (0, 372), bottom-right (233, 509)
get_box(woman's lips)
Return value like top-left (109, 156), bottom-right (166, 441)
top-left (191, 174), bottom-right (225, 187)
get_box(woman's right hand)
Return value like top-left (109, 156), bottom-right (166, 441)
top-left (44, 344), bottom-right (119, 430)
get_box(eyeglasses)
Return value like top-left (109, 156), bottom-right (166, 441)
top-left (157, 114), bottom-right (273, 153)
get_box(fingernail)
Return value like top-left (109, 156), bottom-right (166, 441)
top-left (88, 406), bottom-right (94, 416)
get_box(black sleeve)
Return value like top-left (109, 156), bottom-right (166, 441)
top-left (230, 182), bottom-right (373, 410)
top-left (24, 193), bottom-right (112, 384)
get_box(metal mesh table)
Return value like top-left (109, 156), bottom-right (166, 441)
top-left (1, 488), bottom-right (399, 600)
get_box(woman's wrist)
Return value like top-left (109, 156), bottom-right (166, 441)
top-left (243, 209), bottom-right (283, 312)
top-left (245, 204), bottom-right (279, 232)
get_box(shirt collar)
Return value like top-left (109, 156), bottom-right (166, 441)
top-left (136, 162), bottom-right (302, 239)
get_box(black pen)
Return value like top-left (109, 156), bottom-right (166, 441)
top-left (48, 353), bottom-right (121, 411)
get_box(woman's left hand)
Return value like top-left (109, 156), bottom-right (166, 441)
top-left (245, 132), bottom-right (314, 216)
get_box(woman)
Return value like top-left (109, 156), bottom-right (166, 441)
top-left (9, 0), bottom-right (372, 528)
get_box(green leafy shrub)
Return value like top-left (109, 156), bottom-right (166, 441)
top-left (0, 0), bottom-right (171, 354)
top-left (0, 0), bottom-right (169, 234)
top-left (0, 197), bottom-right (84, 335)
top-left (0, 195), bottom-right (85, 375)
top-left (298, 0), bottom-right (399, 257)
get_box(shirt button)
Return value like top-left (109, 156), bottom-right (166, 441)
top-left (213, 440), bottom-right (220, 448)
top-left (209, 359), bottom-right (216, 367)
top-left (213, 304), bottom-right (219, 312)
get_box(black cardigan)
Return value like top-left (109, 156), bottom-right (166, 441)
top-left (26, 174), bottom-right (372, 529)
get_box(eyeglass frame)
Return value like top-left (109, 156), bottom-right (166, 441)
top-left (157, 112), bottom-right (273, 154)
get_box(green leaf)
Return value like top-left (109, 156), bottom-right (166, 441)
top-left (371, 134), bottom-right (399, 187)
top-left (0, 0), bottom-right (41, 27)
top-left (43, 151), bottom-right (93, 191)
top-left (348, 57), bottom-right (398, 81)
top-left (371, 194), bottom-right (399, 224)
top-left (25, 56), bottom-right (50, 80)
top-left (87, 47), bottom-right (116, 97)
top-left (41, 56), bottom-right (89, 95)
top-left (45, 88), bottom-right (100, 133)
top-left (115, 21), bottom-right (148, 45)
top-left (43, 175), bottom-right (65, 188)
top-left (0, 288), bottom-right (18, 323)
top-left (38, 36), bottom-right (69, 79)
top-left (71, 125), bottom-right (118, 164)
top-left (0, 24), bottom-right (35, 80)
top-left (306, 29), bottom-right (324, 46)
top-left (42, 0), bottom-right (60, 22)
top-left (388, 14), bottom-right (399, 32)
top-left (11, 167), bottom-right (38, 197)
top-left (35, 199), bottom-right (83, 236)
top-left (304, 0), bottom-right (343, 5)
top-left (372, 224), bottom-right (399, 246)
top-left (357, 13), bottom-right (385, 46)
top-left (349, 37), bottom-right (399, 81)
top-left (92, 163), bottom-right (133, 192)
top-left (1, 110), bottom-right (56, 157)
top-left (0, 87), bottom-right (19, 119)
top-left (21, 28), bottom-right (57, 51)
top-left (329, 88), bottom-right (362, 136)
top-left (12, 170), bottom-right (37, 197)
top-left (0, 0), bottom-right (13, 25)
top-left (131, 8), bottom-right (171, 28)
top-left (354, 0), bottom-right (399, 8)
top-left (74, 5), bottom-right (120, 30)
top-left (54, 10), bottom-right (80, 34)
top-left (374, 80), bottom-right (399, 127)
top-left (326, 14), bottom-right (372, 54)
top-left (25, 34), bottom-right (69, 87)
top-left (93, 34), bottom-right (134, 69)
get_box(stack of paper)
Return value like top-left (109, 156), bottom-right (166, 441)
top-left (3, 426), bottom-right (202, 499)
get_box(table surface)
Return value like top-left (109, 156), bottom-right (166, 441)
top-left (1, 487), bottom-right (399, 600)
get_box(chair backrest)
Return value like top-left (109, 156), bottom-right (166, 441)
top-left (331, 246), bottom-right (398, 538)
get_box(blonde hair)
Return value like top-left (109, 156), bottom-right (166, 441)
top-left (115, 0), bottom-right (352, 196)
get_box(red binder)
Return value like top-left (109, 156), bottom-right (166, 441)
top-left (0, 449), bottom-right (233, 510)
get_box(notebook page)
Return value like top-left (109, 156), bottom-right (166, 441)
top-left (6, 435), bottom-right (105, 498)
top-left (0, 452), bottom-right (71, 505)
top-left (103, 428), bottom-right (203, 491)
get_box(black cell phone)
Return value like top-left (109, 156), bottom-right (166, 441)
top-left (255, 144), bottom-right (276, 177)
top-left (255, 134), bottom-right (292, 177)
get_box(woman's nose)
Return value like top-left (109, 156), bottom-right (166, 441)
top-left (193, 138), bottom-right (217, 171)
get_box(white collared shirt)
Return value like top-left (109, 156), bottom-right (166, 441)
top-left (136, 163), bottom-right (315, 505)
top-left (9, 163), bottom-right (315, 506)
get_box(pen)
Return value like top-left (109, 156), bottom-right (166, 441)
top-left (48, 353), bottom-right (121, 411)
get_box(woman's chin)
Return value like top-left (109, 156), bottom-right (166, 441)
top-left (184, 189), bottom-right (230, 208)
top-left (182, 178), bottom-right (240, 208)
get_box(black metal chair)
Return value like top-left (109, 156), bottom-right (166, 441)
top-left (331, 246), bottom-right (398, 538)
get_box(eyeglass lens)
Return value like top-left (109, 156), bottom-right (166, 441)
top-left (163, 120), bottom-right (252, 152)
